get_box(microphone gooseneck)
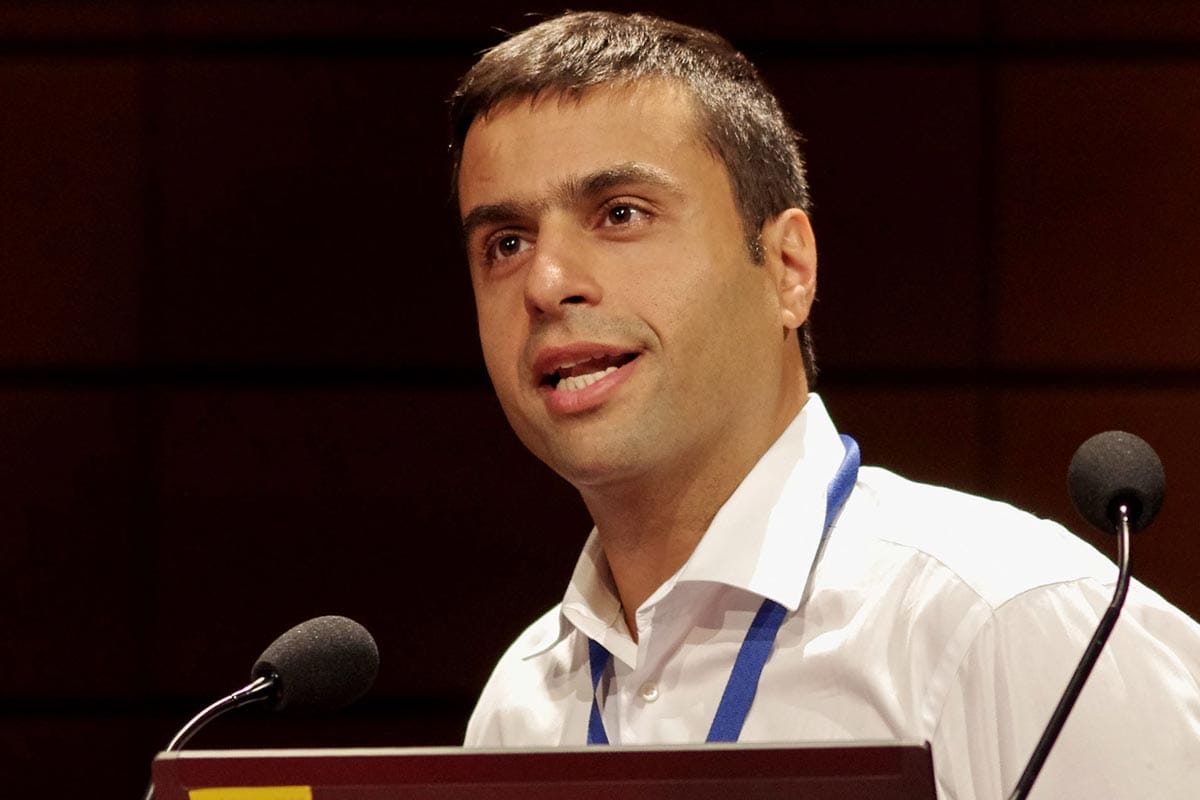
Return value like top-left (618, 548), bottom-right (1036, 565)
top-left (162, 674), bottom-right (276, 755)
top-left (144, 615), bottom-right (379, 800)
top-left (1008, 431), bottom-right (1165, 800)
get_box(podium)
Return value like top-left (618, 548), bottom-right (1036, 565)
top-left (152, 741), bottom-right (936, 799)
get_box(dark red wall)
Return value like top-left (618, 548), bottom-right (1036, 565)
top-left (3, 2), bottom-right (1199, 794)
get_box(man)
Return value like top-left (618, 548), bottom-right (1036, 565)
top-left (449, 11), bottom-right (1200, 799)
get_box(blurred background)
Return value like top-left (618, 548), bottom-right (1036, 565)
top-left (3, 1), bottom-right (1199, 795)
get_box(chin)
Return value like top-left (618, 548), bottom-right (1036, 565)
top-left (546, 449), bottom-right (651, 492)
top-left (519, 421), bottom-right (658, 491)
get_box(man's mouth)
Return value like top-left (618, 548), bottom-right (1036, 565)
top-left (542, 353), bottom-right (639, 392)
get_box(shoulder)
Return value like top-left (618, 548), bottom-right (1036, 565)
top-left (844, 466), bottom-right (1117, 610)
top-left (464, 603), bottom-right (578, 747)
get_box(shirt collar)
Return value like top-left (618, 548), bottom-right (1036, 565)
top-left (679, 393), bottom-right (847, 611)
top-left (521, 532), bottom-right (622, 660)
top-left (521, 393), bottom-right (848, 660)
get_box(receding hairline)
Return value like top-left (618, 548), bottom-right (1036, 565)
top-left (472, 74), bottom-right (691, 120)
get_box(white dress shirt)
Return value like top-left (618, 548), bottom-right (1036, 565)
top-left (465, 394), bottom-right (1200, 799)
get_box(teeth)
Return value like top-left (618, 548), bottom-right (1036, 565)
top-left (555, 365), bottom-right (618, 392)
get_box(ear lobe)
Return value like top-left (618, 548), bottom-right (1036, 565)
top-left (764, 209), bottom-right (817, 330)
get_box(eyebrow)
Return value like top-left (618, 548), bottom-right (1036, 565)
top-left (460, 161), bottom-right (680, 244)
top-left (568, 162), bottom-right (677, 201)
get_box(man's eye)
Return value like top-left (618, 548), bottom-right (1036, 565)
top-left (486, 233), bottom-right (529, 263)
top-left (603, 204), bottom-right (645, 226)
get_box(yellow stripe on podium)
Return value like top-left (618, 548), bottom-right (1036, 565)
top-left (189, 788), bottom-right (312, 800)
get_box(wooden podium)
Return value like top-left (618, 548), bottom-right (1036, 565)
top-left (152, 741), bottom-right (936, 799)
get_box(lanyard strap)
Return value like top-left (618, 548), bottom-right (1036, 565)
top-left (588, 434), bottom-right (860, 745)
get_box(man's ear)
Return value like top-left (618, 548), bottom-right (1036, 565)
top-left (762, 209), bottom-right (817, 330)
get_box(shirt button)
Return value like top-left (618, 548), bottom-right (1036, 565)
top-left (639, 682), bottom-right (659, 703)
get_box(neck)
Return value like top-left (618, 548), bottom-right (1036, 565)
top-left (583, 470), bottom-right (725, 640)
top-left (581, 390), bottom-right (809, 641)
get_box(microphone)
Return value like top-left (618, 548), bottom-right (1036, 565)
top-left (250, 614), bottom-right (380, 712)
top-left (145, 615), bottom-right (379, 800)
top-left (1007, 431), bottom-right (1165, 800)
top-left (1067, 430), bottom-right (1165, 535)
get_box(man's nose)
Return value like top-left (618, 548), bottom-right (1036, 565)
top-left (523, 227), bottom-right (603, 318)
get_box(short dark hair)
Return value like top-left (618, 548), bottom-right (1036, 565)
top-left (449, 11), bottom-right (817, 386)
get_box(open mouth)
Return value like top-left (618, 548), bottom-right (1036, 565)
top-left (542, 353), bottom-right (639, 392)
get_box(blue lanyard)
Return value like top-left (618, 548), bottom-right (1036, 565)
top-left (587, 434), bottom-right (861, 745)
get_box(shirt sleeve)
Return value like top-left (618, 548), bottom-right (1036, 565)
top-left (931, 577), bottom-right (1200, 800)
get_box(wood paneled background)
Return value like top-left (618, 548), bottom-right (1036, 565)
top-left (3, 2), bottom-right (1199, 795)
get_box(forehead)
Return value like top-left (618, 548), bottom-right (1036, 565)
top-left (457, 81), bottom-right (714, 212)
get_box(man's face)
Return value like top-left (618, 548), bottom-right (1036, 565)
top-left (457, 81), bottom-right (807, 492)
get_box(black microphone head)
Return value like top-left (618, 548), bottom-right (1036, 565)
top-left (1068, 430), bottom-right (1165, 534)
top-left (251, 615), bottom-right (379, 712)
